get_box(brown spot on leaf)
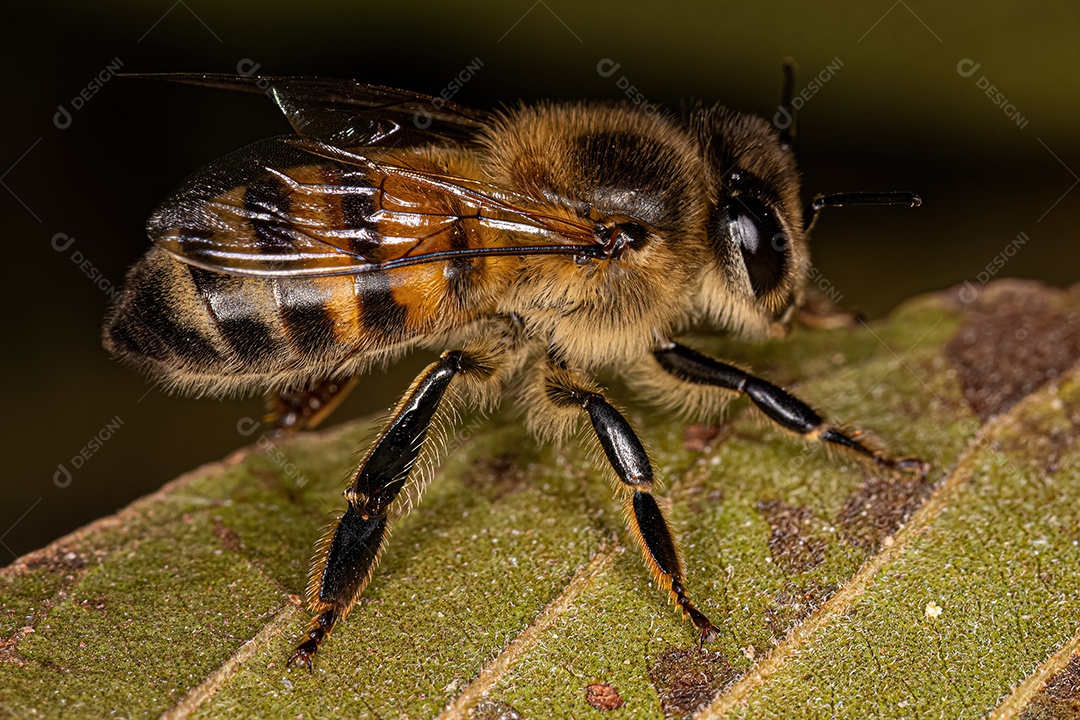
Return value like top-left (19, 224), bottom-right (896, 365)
top-left (836, 474), bottom-right (933, 550)
top-left (763, 579), bottom-right (839, 642)
top-left (946, 281), bottom-right (1080, 421)
top-left (585, 682), bottom-right (624, 710)
top-left (466, 453), bottom-right (526, 501)
top-left (683, 425), bottom-right (722, 452)
top-left (649, 647), bottom-right (738, 718)
top-left (469, 699), bottom-right (525, 720)
top-left (0, 626), bottom-right (33, 667)
top-left (212, 517), bottom-right (243, 553)
top-left (1019, 652), bottom-right (1080, 720)
top-left (22, 546), bottom-right (85, 575)
top-left (992, 388), bottom-right (1080, 476)
top-left (756, 500), bottom-right (828, 573)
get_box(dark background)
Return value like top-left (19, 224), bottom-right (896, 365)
top-left (3, 1), bottom-right (1078, 558)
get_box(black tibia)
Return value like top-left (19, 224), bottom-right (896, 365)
top-left (268, 375), bottom-right (360, 432)
top-left (548, 378), bottom-right (719, 643)
top-left (288, 351), bottom-right (464, 670)
top-left (655, 342), bottom-right (926, 475)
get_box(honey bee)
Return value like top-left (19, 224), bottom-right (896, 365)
top-left (104, 69), bottom-right (925, 669)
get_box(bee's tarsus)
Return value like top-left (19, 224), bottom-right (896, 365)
top-left (287, 646), bottom-right (315, 672)
top-left (545, 371), bottom-right (716, 643)
top-left (696, 623), bottom-right (720, 649)
top-left (288, 608), bottom-right (338, 672)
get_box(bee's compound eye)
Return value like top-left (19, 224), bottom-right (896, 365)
top-left (726, 198), bottom-right (788, 298)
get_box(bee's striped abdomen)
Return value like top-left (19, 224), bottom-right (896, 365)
top-left (187, 266), bottom-right (288, 370)
top-left (104, 253), bottom-right (225, 369)
top-left (105, 248), bottom-right (289, 391)
top-left (105, 143), bottom-right (521, 395)
top-left (103, 248), bottom-right (432, 394)
top-left (356, 270), bottom-right (411, 344)
top-left (273, 276), bottom-right (345, 359)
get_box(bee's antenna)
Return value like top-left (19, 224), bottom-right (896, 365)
top-left (803, 191), bottom-right (921, 234)
top-left (777, 59), bottom-right (798, 150)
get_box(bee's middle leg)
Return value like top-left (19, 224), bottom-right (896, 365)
top-left (538, 365), bottom-right (719, 645)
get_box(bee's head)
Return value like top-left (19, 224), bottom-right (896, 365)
top-left (691, 105), bottom-right (809, 337)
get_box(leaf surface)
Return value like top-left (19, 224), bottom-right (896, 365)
top-left (3, 280), bottom-right (1080, 719)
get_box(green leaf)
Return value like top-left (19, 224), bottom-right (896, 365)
top-left (3, 280), bottom-right (1080, 719)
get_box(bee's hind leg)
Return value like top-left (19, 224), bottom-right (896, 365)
top-left (289, 341), bottom-right (510, 670)
top-left (267, 375), bottom-right (360, 433)
top-left (288, 352), bottom-right (466, 670)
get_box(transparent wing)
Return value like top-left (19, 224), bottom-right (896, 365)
top-left (148, 136), bottom-right (602, 278)
top-left (125, 73), bottom-right (490, 148)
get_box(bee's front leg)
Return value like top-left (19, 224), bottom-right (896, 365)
top-left (654, 341), bottom-right (928, 476)
top-left (288, 351), bottom-right (466, 670)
